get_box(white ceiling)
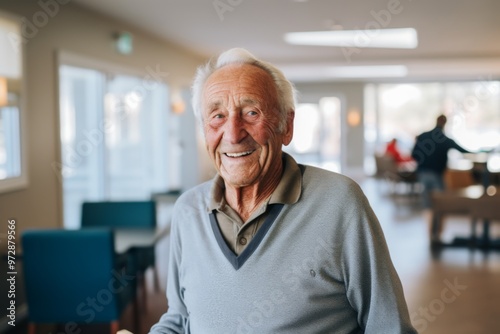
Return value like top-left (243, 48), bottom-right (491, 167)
top-left (73, 0), bottom-right (500, 82)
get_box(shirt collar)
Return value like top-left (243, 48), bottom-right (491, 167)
top-left (208, 152), bottom-right (302, 212)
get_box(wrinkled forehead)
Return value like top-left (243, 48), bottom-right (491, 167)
top-left (202, 63), bottom-right (278, 107)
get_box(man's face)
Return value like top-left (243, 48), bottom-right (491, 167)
top-left (202, 64), bottom-right (293, 189)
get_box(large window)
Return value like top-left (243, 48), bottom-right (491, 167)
top-left (285, 97), bottom-right (342, 172)
top-left (58, 63), bottom-right (170, 229)
top-left (0, 106), bottom-right (21, 179)
top-left (0, 11), bottom-right (27, 193)
top-left (365, 81), bottom-right (500, 173)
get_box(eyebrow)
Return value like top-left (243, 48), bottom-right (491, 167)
top-left (206, 97), bottom-right (259, 109)
top-left (206, 101), bottom-right (222, 111)
top-left (240, 97), bottom-right (259, 106)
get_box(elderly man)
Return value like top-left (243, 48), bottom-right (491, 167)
top-left (149, 48), bottom-right (416, 334)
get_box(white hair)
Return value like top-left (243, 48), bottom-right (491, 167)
top-left (191, 48), bottom-right (297, 133)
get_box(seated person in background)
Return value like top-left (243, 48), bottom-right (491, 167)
top-left (385, 138), bottom-right (416, 172)
top-left (148, 48), bottom-right (416, 334)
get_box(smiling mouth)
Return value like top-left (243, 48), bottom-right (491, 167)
top-left (224, 150), bottom-right (254, 158)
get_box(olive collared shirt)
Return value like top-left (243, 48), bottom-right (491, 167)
top-left (208, 154), bottom-right (302, 255)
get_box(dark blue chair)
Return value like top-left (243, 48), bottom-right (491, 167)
top-left (81, 200), bottom-right (159, 303)
top-left (81, 201), bottom-right (157, 230)
top-left (22, 229), bottom-right (137, 334)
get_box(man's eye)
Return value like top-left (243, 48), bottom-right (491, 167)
top-left (246, 110), bottom-right (258, 116)
top-left (208, 113), bottom-right (225, 127)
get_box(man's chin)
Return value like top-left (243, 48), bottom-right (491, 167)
top-left (220, 172), bottom-right (255, 189)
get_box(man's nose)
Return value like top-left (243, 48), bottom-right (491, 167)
top-left (224, 115), bottom-right (247, 144)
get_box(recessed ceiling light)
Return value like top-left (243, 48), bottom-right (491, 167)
top-left (284, 28), bottom-right (418, 49)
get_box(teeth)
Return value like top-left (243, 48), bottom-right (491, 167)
top-left (226, 151), bottom-right (253, 157)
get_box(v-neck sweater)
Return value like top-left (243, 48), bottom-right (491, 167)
top-left (208, 154), bottom-right (301, 255)
top-left (149, 155), bottom-right (416, 334)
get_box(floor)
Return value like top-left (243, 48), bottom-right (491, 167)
top-left (4, 177), bottom-right (500, 334)
top-left (361, 178), bottom-right (500, 334)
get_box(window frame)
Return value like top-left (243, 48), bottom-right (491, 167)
top-left (0, 10), bottom-right (28, 194)
top-left (56, 50), bottom-right (172, 229)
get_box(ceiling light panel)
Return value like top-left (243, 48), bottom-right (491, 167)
top-left (284, 28), bottom-right (418, 49)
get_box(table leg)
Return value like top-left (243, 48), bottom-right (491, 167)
top-left (481, 219), bottom-right (491, 247)
top-left (430, 213), bottom-right (441, 243)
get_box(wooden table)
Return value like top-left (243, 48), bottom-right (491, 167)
top-left (114, 227), bottom-right (169, 254)
top-left (431, 185), bottom-right (500, 249)
top-left (114, 226), bottom-right (170, 312)
top-left (463, 152), bottom-right (500, 186)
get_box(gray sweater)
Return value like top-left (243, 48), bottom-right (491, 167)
top-left (149, 159), bottom-right (416, 334)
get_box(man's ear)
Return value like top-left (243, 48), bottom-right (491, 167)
top-left (282, 111), bottom-right (295, 146)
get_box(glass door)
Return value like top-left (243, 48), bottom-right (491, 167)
top-left (58, 65), bottom-right (170, 229)
top-left (285, 96), bottom-right (342, 172)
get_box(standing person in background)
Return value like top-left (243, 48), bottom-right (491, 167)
top-left (411, 114), bottom-right (471, 208)
top-left (148, 48), bottom-right (417, 334)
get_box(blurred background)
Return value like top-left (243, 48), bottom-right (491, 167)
top-left (0, 0), bottom-right (499, 333)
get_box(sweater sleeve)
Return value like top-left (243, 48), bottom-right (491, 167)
top-left (148, 213), bottom-right (188, 334)
top-left (341, 187), bottom-right (417, 334)
top-left (448, 138), bottom-right (470, 154)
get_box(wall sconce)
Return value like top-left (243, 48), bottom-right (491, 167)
top-left (0, 77), bottom-right (7, 107)
top-left (172, 98), bottom-right (186, 114)
top-left (170, 88), bottom-right (186, 115)
top-left (347, 108), bottom-right (361, 127)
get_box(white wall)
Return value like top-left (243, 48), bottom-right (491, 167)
top-left (0, 2), bottom-right (205, 233)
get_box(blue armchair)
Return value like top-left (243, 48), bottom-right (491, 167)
top-left (21, 229), bottom-right (137, 334)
